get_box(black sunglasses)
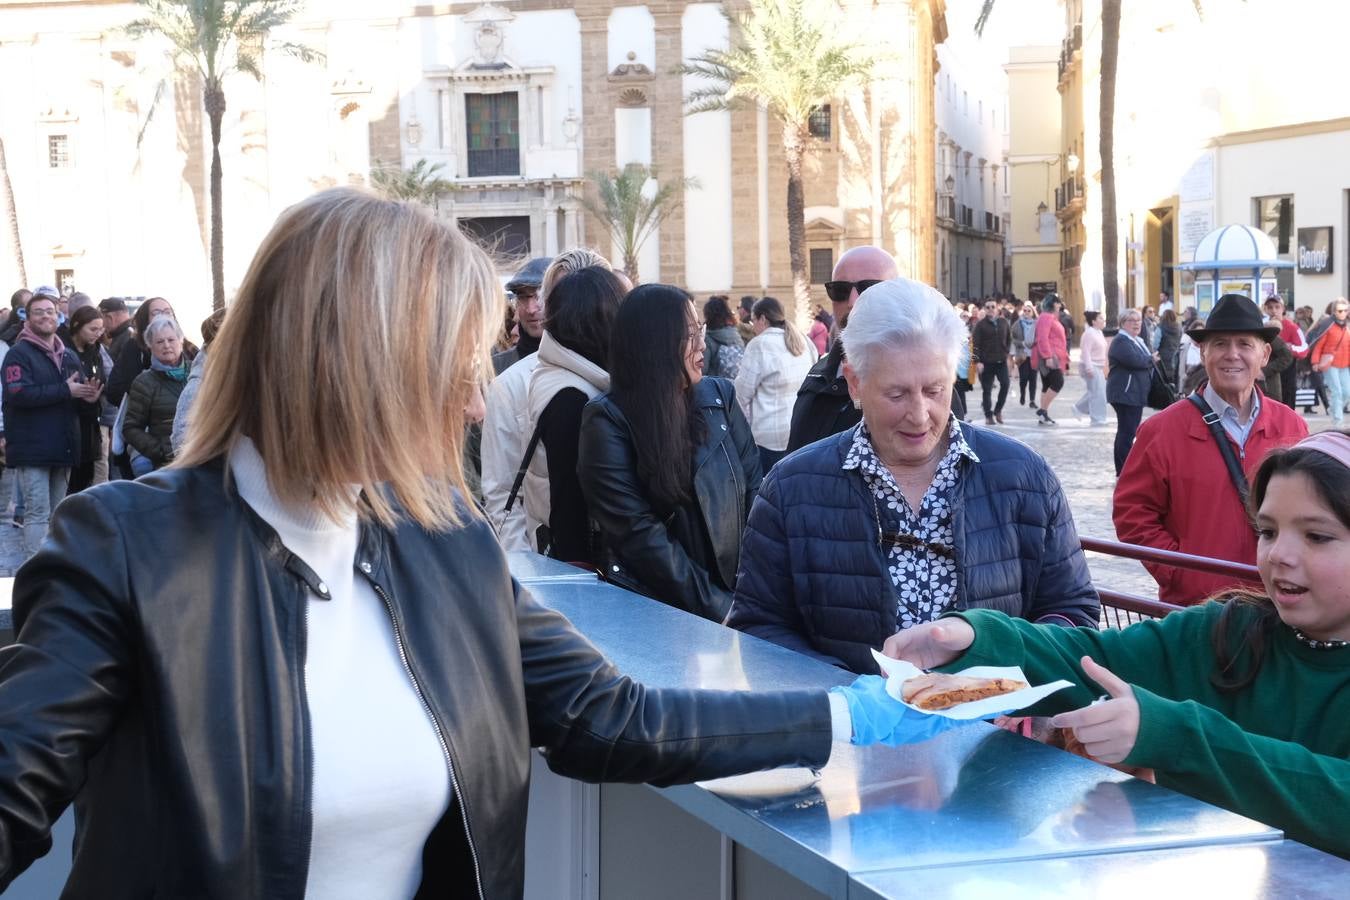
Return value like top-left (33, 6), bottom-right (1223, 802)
top-left (881, 531), bottom-right (957, 559)
top-left (824, 279), bottom-right (883, 304)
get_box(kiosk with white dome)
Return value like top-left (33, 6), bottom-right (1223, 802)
top-left (1174, 224), bottom-right (1293, 314)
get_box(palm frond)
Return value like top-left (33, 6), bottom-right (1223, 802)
top-left (974, 0), bottom-right (997, 36)
top-left (371, 158), bottom-right (454, 205)
top-left (583, 165), bottom-right (698, 280)
top-left (683, 0), bottom-right (876, 129)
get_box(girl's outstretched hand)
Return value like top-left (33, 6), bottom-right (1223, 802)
top-left (1049, 657), bottom-right (1140, 765)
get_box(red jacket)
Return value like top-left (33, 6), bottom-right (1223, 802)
top-left (1032, 312), bottom-right (1069, 371)
top-left (1112, 392), bottom-right (1308, 605)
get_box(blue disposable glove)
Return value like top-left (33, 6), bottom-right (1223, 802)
top-left (830, 674), bottom-right (981, 747)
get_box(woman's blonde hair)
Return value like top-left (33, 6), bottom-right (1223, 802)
top-left (541, 247), bottom-right (612, 300)
top-left (176, 187), bottom-right (502, 530)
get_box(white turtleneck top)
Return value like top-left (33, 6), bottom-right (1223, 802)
top-left (229, 438), bottom-right (450, 899)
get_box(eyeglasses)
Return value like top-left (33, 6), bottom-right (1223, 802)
top-left (27, 307), bottom-right (58, 318)
top-left (881, 531), bottom-right (957, 559)
top-left (824, 280), bottom-right (884, 304)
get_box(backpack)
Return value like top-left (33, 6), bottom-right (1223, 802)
top-left (716, 342), bottom-right (744, 380)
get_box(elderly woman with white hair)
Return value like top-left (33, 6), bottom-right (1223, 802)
top-left (728, 278), bottom-right (1100, 674)
top-left (122, 315), bottom-right (190, 474)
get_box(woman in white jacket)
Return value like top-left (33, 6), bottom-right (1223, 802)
top-left (734, 296), bottom-right (818, 474)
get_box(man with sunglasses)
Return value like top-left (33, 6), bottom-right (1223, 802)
top-left (786, 246), bottom-right (898, 451)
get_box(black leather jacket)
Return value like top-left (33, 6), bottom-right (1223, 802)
top-left (787, 339), bottom-right (859, 453)
top-left (577, 377), bottom-right (761, 622)
top-left (0, 461), bottom-right (831, 898)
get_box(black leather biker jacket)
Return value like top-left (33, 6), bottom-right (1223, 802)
top-left (0, 460), bottom-right (832, 898)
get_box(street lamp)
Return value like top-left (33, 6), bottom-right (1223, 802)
top-left (944, 174), bottom-right (955, 193)
top-left (1066, 153), bottom-right (1080, 173)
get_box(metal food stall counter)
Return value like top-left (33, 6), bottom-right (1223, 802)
top-left (515, 567), bottom-right (1347, 900)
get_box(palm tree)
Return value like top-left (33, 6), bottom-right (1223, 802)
top-left (0, 136), bottom-right (26, 286)
top-left (976, 0), bottom-right (1207, 328)
top-left (371, 158), bottom-right (454, 207)
top-left (127, 1), bottom-right (320, 310)
top-left (584, 165), bottom-right (697, 284)
top-left (683, 0), bottom-right (876, 322)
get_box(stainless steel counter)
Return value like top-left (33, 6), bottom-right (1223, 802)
top-left (850, 840), bottom-right (1350, 900)
top-left (506, 550), bottom-right (600, 584)
top-left (519, 573), bottom-right (1297, 897)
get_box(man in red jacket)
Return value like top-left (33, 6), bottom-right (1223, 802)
top-left (1113, 294), bottom-right (1308, 605)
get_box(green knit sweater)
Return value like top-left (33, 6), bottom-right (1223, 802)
top-left (946, 602), bottom-right (1350, 858)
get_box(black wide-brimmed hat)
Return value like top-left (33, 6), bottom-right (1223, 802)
top-left (1188, 294), bottom-right (1280, 342)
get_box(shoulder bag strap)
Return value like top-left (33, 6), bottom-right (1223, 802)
top-left (1186, 393), bottom-right (1248, 506)
top-left (504, 420), bottom-right (545, 515)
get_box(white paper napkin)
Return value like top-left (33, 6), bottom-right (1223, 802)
top-left (870, 648), bottom-right (1073, 720)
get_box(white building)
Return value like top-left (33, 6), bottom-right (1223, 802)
top-left (933, 20), bottom-right (1008, 301)
top-left (0, 0), bottom-right (948, 336)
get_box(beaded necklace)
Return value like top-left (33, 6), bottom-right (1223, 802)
top-left (1293, 630), bottom-right (1350, 651)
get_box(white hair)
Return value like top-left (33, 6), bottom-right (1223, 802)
top-left (143, 315), bottom-right (183, 343)
top-left (841, 278), bottom-right (966, 379)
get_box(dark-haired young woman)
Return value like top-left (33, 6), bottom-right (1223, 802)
top-left (578, 284), bottom-right (761, 621)
top-left (65, 306), bottom-right (113, 494)
top-left (883, 430), bottom-right (1350, 858)
top-left (524, 266), bottom-right (629, 564)
top-left (701, 294), bottom-right (744, 379)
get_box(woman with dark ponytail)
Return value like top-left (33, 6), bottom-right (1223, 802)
top-left (884, 429), bottom-right (1350, 858)
top-left (735, 296), bottom-right (818, 473)
top-left (577, 284), bottom-right (761, 621)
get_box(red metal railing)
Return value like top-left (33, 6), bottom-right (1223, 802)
top-left (1080, 537), bottom-right (1261, 627)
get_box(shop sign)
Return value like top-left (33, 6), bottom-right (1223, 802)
top-left (1296, 227), bottom-right (1333, 274)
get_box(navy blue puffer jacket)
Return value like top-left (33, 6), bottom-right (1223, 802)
top-left (727, 423), bottom-right (1100, 673)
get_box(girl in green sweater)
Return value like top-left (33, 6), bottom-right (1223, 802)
top-left (884, 430), bottom-right (1350, 858)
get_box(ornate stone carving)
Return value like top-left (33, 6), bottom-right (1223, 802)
top-left (609, 51), bottom-right (653, 82)
top-left (464, 4), bottom-right (516, 69)
top-left (616, 87), bottom-right (648, 108)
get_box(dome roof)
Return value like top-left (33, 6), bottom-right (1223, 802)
top-left (1190, 224), bottom-right (1282, 267)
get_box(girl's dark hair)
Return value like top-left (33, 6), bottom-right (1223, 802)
top-left (544, 267), bottom-right (628, 369)
top-left (702, 295), bottom-right (736, 329)
top-left (1210, 432), bottom-right (1350, 692)
top-left (69, 305), bottom-right (103, 340)
top-left (608, 284), bottom-right (705, 508)
top-left (133, 297), bottom-right (173, 350)
top-left (1083, 310), bottom-right (1099, 326)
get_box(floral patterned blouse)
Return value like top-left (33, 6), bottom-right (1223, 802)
top-left (842, 417), bottom-right (980, 630)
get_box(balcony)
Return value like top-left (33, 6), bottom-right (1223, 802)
top-left (1055, 177), bottom-right (1085, 220)
top-left (1057, 22), bottom-right (1083, 84)
top-left (1061, 243), bottom-right (1084, 271)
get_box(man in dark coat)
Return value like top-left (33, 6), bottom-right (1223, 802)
top-left (971, 298), bottom-right (1012, 424)
top-left (491, 257), bottom-right (552, 375)
top-left (1, 293), bottom-right (103, 557)
top-left (786, 246), bottom-right (898, 451)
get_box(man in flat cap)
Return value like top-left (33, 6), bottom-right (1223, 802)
top-left (1113, 294), bottom-right (1308, 605)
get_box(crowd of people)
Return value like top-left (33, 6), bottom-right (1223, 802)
top-left (0, 287), bottom-right (212, 560)
top-left (0, 188), bottom-right (1347, 895)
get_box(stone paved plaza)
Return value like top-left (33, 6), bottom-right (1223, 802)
top-left (0, 372), bottom-right (1340, 598)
